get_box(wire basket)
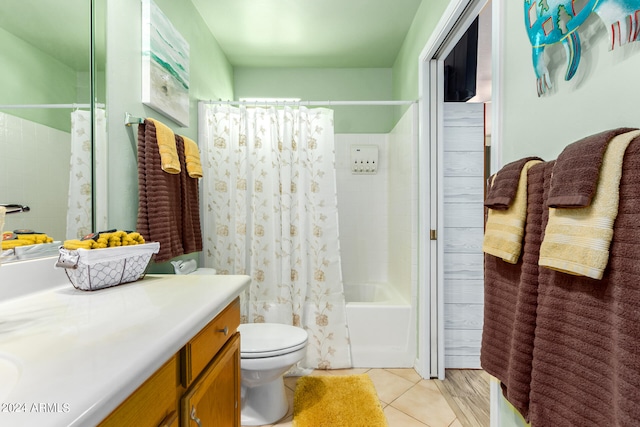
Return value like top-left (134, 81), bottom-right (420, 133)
top-left (56, 242), bottom-right (160, 291)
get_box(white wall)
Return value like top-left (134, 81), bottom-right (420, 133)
top-left (335, 106), bottom-right (417, 300)
top-left (388, 104), bottom-right (418, 300)
top-left (0, 112), bottom-right (70, 240)
top-left (336, 133), bottom-right (389, 285)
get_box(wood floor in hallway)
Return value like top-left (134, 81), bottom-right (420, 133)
top-left (436, 369), bottom-right (490, 427)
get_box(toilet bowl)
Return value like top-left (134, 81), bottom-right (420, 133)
top-left (238, 323), bottom-right (308, 426)
top-left (171, 263), bottom-right (307, 424)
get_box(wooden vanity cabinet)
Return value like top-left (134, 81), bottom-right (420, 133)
top-left (181, 334), bottom-right (240, 426)
top-left (181, 297), bottom-right (241, 427)
top-left (98, 354), bottom-right (181, 427)
top-left (98, 297), bottom-right (241, 427)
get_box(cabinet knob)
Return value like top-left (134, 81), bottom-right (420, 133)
top-left (217, 326), bottom-right (229, 336)
top-left (190, 406), bottom-right (202, 427)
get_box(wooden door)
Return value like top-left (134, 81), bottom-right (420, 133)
top-left (181, 333), bottom-right (241, 427)
top-left (442, 102), bottom-right (485, 368)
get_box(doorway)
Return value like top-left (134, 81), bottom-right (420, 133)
top-left (416, 0), bottom-right (501, 380)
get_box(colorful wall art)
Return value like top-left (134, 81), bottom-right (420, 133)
top-left (524, 0), bottom-right (640, 96)
top-left (142, 0), bottom-right (190, 126)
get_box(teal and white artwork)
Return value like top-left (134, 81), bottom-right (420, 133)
top-left (142, 0), bottom-right (190, 126)
top-left (524, 0), bottom-right (640, 96)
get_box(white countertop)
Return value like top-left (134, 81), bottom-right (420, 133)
top-left (0, 272), bottom-right (250, 427)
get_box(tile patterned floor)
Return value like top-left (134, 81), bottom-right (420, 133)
top-left (248, 368), bottom-right (471, 427)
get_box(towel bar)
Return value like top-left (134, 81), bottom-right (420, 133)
top-left (124, 112), bottom-right (144, 127)
top-left (1, 204), bottom-right (30, 214)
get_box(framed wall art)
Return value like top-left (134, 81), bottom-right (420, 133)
top-left (142, 0), bottom-right (190, 126)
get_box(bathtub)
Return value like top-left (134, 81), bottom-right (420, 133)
top-left (344, 283), bottom-right (415, 368)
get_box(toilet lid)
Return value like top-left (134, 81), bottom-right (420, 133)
top-left (238, 323), bottom-right (308, 358)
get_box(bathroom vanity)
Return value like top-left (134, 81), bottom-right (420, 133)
top-left (99, 297), bottom-right (241, 427)
top-left (0, 261), bottom-right (249, 427)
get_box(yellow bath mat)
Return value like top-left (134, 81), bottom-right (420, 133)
top-left (293, 374), bottom-right (388, 427)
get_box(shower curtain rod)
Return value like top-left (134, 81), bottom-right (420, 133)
top-left (0, 103), bottom-right (105, 109)
top-left (202, 99), bottom-right (416, 107)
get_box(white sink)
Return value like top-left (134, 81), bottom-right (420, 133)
top-left (0, 353), bottom-right (21, 401)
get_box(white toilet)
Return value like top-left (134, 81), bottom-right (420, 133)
top-left (171, 261), bottom-right (308, 425)
top-left (238, 323), bottom-right (308, 426)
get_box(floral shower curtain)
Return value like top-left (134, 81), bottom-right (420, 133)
top-left (200, 104), bottom-right (351, 369)
top-left (67, 109), bottom-right (106, 239)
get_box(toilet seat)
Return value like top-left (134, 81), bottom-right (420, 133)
top-left (239, 323), bottom-right (308, 359)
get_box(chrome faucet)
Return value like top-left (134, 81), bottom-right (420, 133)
top-left (0, 204), bottom-right (30, 214)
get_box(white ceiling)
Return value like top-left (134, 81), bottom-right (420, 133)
top-left (190, 0), bottom-right (423, 68)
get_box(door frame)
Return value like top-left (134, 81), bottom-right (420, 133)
top-left (416, 0), bottom-right (504, 380)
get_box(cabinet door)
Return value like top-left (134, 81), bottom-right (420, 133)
top-left (159, 411), bottom-right (179, 427)
top-left (99, 354), bottom-right (179, 427)
top-left (181, 333), bottom-right (240, 427)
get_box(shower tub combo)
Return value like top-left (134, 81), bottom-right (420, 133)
top-left (344, 282), bottom-right (415, 368)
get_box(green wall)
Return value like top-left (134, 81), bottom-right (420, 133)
top-left (232, 0), bottom-right (452, 134)
top-left (100, 0), bottom-right (463, 267)
top-left (0, 26), bottom-right (82, 132)
top-left (391, 0), bottom-right (450, 103)
top-left (234, 67), bottom-right (394, 133)
top-left (501, 3), bottom-right (640, 164)
top-left (105, 0), bottom-right (234, 267)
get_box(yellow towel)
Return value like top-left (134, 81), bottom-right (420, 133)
top-left (2, 233), bottom-right (54, 250)
top-left (483, 160), bottom-right (542, 263)
top-left (182, 135), bottom-right (203, 178)
top-left (63, 231), bottom-right (145, 250)
top-left (539, 130), bottom-right (640, 279)
top-left (62, 239), bottom-right (96, 250)
top-left (148, 118), bottom-right (180, 174)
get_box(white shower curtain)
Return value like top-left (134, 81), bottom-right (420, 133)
top-left (200, 104), bottom-right (351, 369)
top-left (67, 109), bottom-right (106, 239)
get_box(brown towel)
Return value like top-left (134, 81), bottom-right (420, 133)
top-left (176, 135), bottom-right (203, 255)
top-left (481, 160), bottom-right (552, 421)
top-left (547, 127), bottom-right (637, 208)
top-left (136, 120), bottom-right (202, 262)
top-left (529, 139), bottom-right (640, 426)
top-left (484, 157), bottom-right (544, 209)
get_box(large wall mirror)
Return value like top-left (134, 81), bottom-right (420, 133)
top-left (0, 0), bottom-right (106, 262)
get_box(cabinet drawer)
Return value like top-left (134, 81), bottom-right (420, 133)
top-left (182, 297), bottom-right (240, 387)
top-left (99, 354), bottom-right (179, 427)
